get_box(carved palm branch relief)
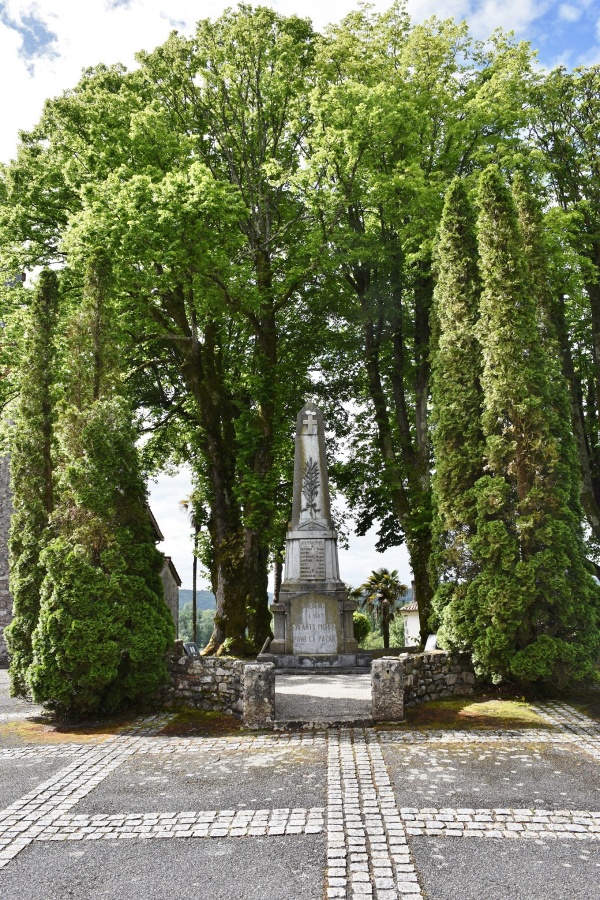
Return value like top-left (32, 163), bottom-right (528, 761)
top-left (302, 458), bottom-right (320, 518)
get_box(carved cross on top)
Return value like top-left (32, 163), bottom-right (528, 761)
top-left (303, 411), bottom-right (317, 435)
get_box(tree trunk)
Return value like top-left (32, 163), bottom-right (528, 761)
top-left (382, 602), bottom-right (390, 649)
top-left (408, 534), bottom-right (433, 642)
top-left (245, 535), bottom-right (271, 650)
top-left (192, 528), bottom-right (198, 644)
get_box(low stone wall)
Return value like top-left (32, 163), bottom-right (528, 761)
top-left (371, 651), bottom-right (476, 722)
top-left (402, 650), bottom-right (475, 706)
top-left (159, 648), bottom-right (476, 727)
top-left (158, 652), bottom-right (244, 718)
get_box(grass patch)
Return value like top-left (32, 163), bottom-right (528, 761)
top-left (0, 716), bottom-right (132, 745)
top-left (379, 696), bottom-right (550, 731)
top-left (159, 707), bottom-right (243, 738)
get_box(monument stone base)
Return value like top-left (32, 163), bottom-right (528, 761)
top-left (270, 589), bottom-right (358, 658)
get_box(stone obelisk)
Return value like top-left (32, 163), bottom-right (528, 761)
top-left (269, 402), bottom-right (358, 659)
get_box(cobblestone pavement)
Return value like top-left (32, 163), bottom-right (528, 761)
top-left (1, 686), bottom-right (600, 898)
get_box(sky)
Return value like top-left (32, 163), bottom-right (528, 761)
top-left (2, 0), bottom-right (599, 588)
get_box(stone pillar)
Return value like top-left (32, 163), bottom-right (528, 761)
top-left (270, 605), bottom-right (286, 655)
top-left (243, 662), bottom-right (275, 729)
top-left (371, 657), bottom-right (405, 722)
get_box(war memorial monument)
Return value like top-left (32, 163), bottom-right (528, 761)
top-left (269, 402), bottom-right (358, 662)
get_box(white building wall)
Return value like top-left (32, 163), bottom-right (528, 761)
top-left (401, 610), bottom-right (421, 647)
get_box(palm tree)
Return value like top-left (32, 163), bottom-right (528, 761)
top-left (359, 568), bottom-right (409, 649)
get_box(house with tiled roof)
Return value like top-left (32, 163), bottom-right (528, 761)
top-left (399, 599), bottom-right (420, 647)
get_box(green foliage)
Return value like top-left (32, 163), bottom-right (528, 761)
top-left (390, 615), bottom-right (406, 648)
top-left (531, 66), bottom-right (600, 546)
top-left (5, 270), bottom-right (59, 697)
top-left (430, 178), bottom-right (484, 632)
top-left (352, 611), bottom-right (372, 645)
top-left (440, 167), bottom-right (600, 688)
top-left (359, 568), bottom-right (408, 650)
top-left (28, 397), bottom-right (174, 717)
top-left (179, 606), bottom-right (215, 648)
top-left (307, 5), bottom-right (535, 631)
top-left (25, 255), bottom-right (174, 718)
top-left (1, 7), bottom-right (600, 685)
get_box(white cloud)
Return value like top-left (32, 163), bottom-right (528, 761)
top-left (338, 533), bottom-right (412, 590)
top-left (468, 0), bottom-right (550, 39)
top-left (0, 0), bottom-right (574, 585)
top-left (559, 3), bottom-right (582, 22)
top-left (575, 41), bottom-right (600, 64)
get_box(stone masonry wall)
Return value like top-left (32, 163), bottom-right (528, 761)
top-left (157, 652), bottom-right (244, 718)
top-left (403, 650), bottom-right (476, 707)
top-left (0, 455), bottom-right (13, 666)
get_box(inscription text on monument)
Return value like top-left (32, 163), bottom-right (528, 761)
top-left (292, 601), bottom-right (337, 654)
top-left (299, 540), bottom-right (326, 580)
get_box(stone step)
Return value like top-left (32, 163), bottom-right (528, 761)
top-left (275, 667), bottom-right (369, 675)
top-left (274, 717), bottom-right (374, 728)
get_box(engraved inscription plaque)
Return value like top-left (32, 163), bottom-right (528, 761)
top-left (292, 601), bottom-right (337, 654)
top-left (299, 540), bottom-right (326, 580)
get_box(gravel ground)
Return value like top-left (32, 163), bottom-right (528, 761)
top-left (412, 836), bottom-right (600, 900)
top-left (383, 740), bottom-right (600, 811)
top-left (0, 669), bottom-right (43, 722)
top-left (74, 744), bottom-right (327, 815)
top-left (0, 758), bottom-right (68, 809)
top-left (0, 834), bottom-right (325, 900)
top-left (275, 673), bottom-right (372, 723)
top-left (2, 671), bottom-right (600, 899)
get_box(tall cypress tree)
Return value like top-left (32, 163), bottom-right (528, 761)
top-left (5, 270), bottom-right (59, 697)
top-left (429, 178), bottom-right (485, 639)
top-left (460, 166), bottom-right (600, 687)
top-left (512, 173), bottom-right (578, 507)
top-left (27, 251), bottom-right (174, 717)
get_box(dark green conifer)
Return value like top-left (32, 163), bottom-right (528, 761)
top-left (460, 166), bottom-right (600, 687)
top-left (5, 270), bottom-right (59, 697)
top-left (27, 252), bottom-right (174, 717)
top-left (429, 178), bottom-right (485, 639)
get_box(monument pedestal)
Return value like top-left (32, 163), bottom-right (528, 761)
top-left (269, 402), bottom-right (358, 664)
top-left (270, 590), bottom-right (357, 656)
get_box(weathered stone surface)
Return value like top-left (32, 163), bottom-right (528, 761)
top-left (243, 662), bottom-right (275, 729)
top-left (270, 402), bottom-right (357, 657)
top-left (400, 650), bottom-right (476, 708)
top-left (371, 657), bottom-right (404, 722)
top-left (289, 592), bottom-right (342, 655)
top-left (159, 559), bottom-right (179, 635)
top-left (156, 653), bottom-right (244, 717)
top-left (156, 647), bottom-right (476, 726)
top-left (0, 455), bottom-right (13, 666)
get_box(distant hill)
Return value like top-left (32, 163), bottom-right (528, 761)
top-left (179, 589), bottom-right (274, 610)
top-left (179, 590), bottom-right (216, 611)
